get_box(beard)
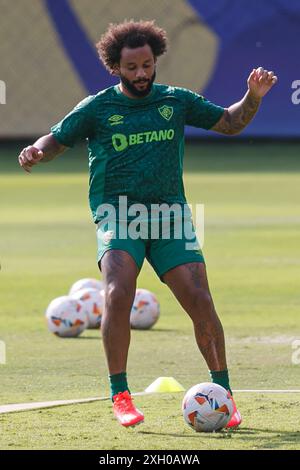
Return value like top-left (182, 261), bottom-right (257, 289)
top-left (120, 70), bottom-right (156, 98)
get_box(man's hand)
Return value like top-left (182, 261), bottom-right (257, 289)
top-left (212, 67), bottom-right (278, 135)
top-left (248, 67), bottom-right (278, 99)
top-left (18, 146), bottom-right (44, 173)
top-left (18, 134), bottom-right (67, 173)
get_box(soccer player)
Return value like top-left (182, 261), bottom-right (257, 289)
top-left (18, 20), bottom-right (277, 428)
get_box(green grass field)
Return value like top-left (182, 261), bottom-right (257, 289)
top-left (0, 141), bottom-right (300, 450)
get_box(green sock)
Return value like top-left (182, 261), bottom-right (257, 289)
top-left (209, 369), bottom-right (232, 395)
top-left (109, 372), bottom-right (130, 401)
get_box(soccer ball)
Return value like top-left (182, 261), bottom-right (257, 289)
top-left (71, 287), bottom-right (104, 329)
top-left (45, 296), bottom-right (88, 337)
top-left (69, 278), bottom-right (104, 295)
top-left (130, 288), bottom-right (160, 330)
top-left (182, 382), bottom-right (233, 432)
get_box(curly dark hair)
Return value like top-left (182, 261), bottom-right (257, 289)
top-left (96, 20), bottom-right (168, 74)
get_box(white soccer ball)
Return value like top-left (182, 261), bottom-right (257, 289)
top-left (182, 382), bottom-right (233, 432)
top-left (45, 296), bottom-right (88, 337)
top-left (71, 288), bottom-right (104, 329)
top-left (69, 278), bottom-right (104, 295)
top-left (130, 288), bottom-right (160, 330)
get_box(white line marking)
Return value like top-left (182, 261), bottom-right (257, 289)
top-left (233, 390), bottom-right (300, 393)
top-left (1, 390), bottom-right (300, 414)
top-left (0, 397), bottom-right (108, 414)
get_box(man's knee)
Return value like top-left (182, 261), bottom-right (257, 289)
top-left (105, 282), bottom-right (135, 311)
top-left (187, 287), bottom-right (214, 314)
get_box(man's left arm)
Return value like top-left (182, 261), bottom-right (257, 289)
top-left (211, 67), bottom-right (278, 135)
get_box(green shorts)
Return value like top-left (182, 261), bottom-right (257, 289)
top-left (96, 218), bottom-right (205, 281)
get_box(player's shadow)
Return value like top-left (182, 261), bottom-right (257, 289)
top-left (75, 328), bottom-right (179, 339)
top-left (228, 427), bottom-right (300, 449)
top-left (138, 430), bottom-right (239, 440)
top-left (235, 427), bottom-right (299, 434)
top-left (132, 328), bottom-right (178, 333)
top-left (139, 428), bottom-right (300, 448)
top-left (139, 430), bottom-right (203, 439)
top-left (76, 336), bottom-right (101, 340)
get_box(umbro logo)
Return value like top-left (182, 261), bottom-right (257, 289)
top-left (158, 105), bottom-right (173, 121)
top-left (108, 114), bottom-right (124, 126)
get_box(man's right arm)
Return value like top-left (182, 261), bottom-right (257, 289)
top-left (18, 133), bottom-right (67, 173)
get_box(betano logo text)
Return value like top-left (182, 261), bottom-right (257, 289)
top-left (112, 129), bottom-right (175, 152)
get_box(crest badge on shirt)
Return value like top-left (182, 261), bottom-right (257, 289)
top-left (158, 105), bottom-right (173, 121)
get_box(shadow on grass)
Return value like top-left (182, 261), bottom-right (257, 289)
top-left (139, 429), bottom-right (238, 439)
top-left (139, 427), bottom-right (300, 448)
top-left (76, 327), bottom-right (178, 340)
top-left (132, 328), bottom-right (179, 333)
top-left (75, 336), bottom-right (101, 340)
top-left (140, 430), bottom-right (206, 439)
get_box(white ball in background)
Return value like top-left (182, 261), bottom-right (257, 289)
top-left (69, 278), bottom-right (104, 295)
top-left (45, 296), bottom-right (88, 338)
top-left (130, 288), bottom-right (160, 330)
top-left (71, 287), bottom-right (105, 329)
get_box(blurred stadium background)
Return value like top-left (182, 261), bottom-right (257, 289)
top-left (1, 0), bottom-right (300, 450)
top-left (1, 0), bottom-right (300, 138)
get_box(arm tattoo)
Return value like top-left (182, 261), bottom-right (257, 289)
top-left (212, 91), bottom-right (261, 135)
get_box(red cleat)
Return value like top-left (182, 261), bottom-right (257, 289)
top-left (226, 394), bottom-right (242, 429)
top-left (113, 391), bottom-right (144, 427)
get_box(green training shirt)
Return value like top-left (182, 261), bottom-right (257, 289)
top-left (51, 84), bottom-right (224, 223)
